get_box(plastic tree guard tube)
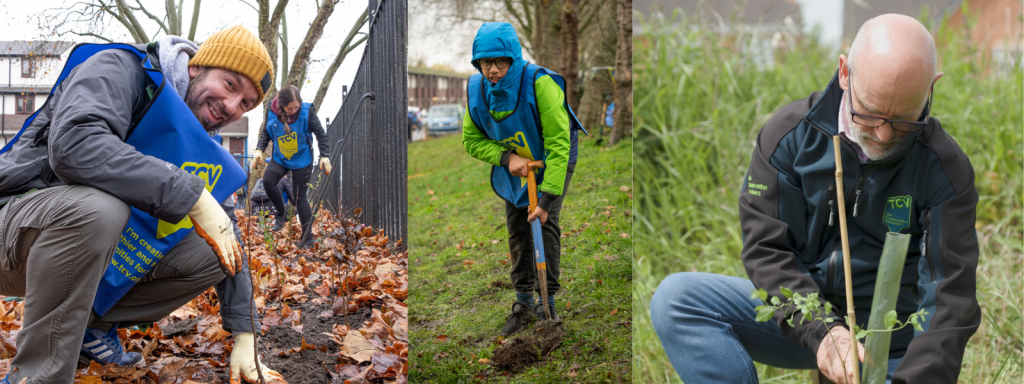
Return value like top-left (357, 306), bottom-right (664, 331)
top-left (863, 232), bottom-right (911, 383)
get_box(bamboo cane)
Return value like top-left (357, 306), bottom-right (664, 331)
top-left (832, 136), bottom-right (860, 384)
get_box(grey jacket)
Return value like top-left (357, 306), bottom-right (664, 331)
top-left (0, 44), bottom-right (260, 333)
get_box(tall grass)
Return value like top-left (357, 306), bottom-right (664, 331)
top-left (632, 9), bottom-right (1023, 383)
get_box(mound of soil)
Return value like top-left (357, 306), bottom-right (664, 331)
top-left (491, 319), bottom-right (565, 373)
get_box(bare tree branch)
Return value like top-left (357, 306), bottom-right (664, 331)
top-left (134, 0), bottom-right (170, 35)
top-left (114, 0), bottom-right (150, 42)
top-left (285, 0), bottom-right (338, 88)
top-left (71, 31), bottom-right (115, 42)
top-left (279, 12), bottom-right (289, 87)
top-left (313, 8), bottom-right (368, 109)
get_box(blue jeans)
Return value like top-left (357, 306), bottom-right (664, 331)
top-left (650, 272), bottom-right (901, 383)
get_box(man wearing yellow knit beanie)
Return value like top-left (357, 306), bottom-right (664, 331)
top-left (0, 26), bottom-right (286, 383)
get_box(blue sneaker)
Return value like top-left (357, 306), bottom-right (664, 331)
top-left (80, 324), bottom-right (145, 366)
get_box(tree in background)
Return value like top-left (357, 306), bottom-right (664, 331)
top-left (607, 0), bottom-right (631, 146)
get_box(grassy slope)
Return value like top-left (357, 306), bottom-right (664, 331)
top-left (408, 133), bottom-right (633, 383)
top-left (633, 11), bottom-right (1023, 384)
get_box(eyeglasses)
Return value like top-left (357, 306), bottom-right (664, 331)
top-left (478, 57), bottom-right (512, 70)
top-left (847, 69), bottom-right (933, 133)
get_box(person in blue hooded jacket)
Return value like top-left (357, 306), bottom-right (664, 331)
top-left (462, 22), bottom-right (586, 337)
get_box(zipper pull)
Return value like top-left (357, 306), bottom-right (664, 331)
top-left (827, 184), bottom-right (835, 226)
top-left (852, 178), bottom-right (865, 217)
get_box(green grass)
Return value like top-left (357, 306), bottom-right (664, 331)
top-left (408, 133), bottom-right (633, 383)
top-left (632, 10), bottom-right (1023, 384)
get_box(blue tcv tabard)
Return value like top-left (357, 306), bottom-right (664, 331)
top-left (466, 63), bottom-right (587, 208)
top-left (266, 102), bottom-right (313, 169)
top-left (0, 43), bottom-right (246, 316)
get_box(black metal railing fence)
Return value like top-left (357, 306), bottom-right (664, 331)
top-left (307, 0), bottom-right (407, 249)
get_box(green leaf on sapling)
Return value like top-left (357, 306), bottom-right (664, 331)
top-left (771, 296), bottom-right (780, 305)
top-left (884, 310), bottom-right (899, 329)
top-left (780, 287), bottom-right (793, 299)
top-left (756, 307), bottom-right (775, 322)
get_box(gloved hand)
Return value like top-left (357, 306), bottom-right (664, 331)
top-left (251, 149), bottom-right (264, 169)
top-left (189, 189), bottom-right (242, 277)
top-left (230, 332), bottom-right (287, 384)
top-left (319, 157), bottom-right (332, 175)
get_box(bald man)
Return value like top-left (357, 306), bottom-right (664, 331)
top-left (650, 14), bottom-right (978, 384)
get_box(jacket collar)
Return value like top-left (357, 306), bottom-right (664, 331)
top-left (804, 69), bottom-right (926, 166)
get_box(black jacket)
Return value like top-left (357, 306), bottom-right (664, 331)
top-left (0, 45), bottom-right (260, 333)
top-left (739, 71), bottom-right (979, 383)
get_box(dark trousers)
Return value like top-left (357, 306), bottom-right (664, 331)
top-left (263, 160), bottom-right (312, 233)
top-left (506, 167), bottom-right (574, 298)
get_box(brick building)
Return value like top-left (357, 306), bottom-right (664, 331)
top-left (407, 66), bottom-right (470, 111)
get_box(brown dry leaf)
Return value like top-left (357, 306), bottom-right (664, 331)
top-left (610, 308), bottom-right (619, 316)
top-left (462, 260), bottom-right (475, 266)
top-left (339, 332), bottom-right (377, 363)
top-left (478, 358), bottom-right (489, 364)
top-left (281, 283), bottom-right (304, 300)
top-left (619, 185), bottom-right (631, 192)
top-left (314, 282), bottom-right (331, 298)
top-left (435, 334), bottom-right (448, 342)
top-left (620, 232), bottom-right (630, 238)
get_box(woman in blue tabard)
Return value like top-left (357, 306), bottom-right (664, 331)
top-left (251, 85), bottom-right (330, 242)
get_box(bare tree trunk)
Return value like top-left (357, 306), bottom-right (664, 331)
top-left (531, 0), bottom-right (547, 66)
top-left (313, 9), bottom-right (368, 110)
top-left (187, 0), bottom-right (201, 40)
top-left (284, 0), bottom-right (339, 88)
top-left (606, 0), bottom-right (631, 147)
top-left (560, 0), bottom-right (579, 110)
top-left (164, 0), bottom-right (179, 36)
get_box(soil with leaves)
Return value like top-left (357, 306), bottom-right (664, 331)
top-left (0, 209), bottom-right (408, 383)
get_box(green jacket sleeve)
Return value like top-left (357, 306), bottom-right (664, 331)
top-left (535, 75), bottom-right (571, 197)
top-left (462, 110), bottom-right (507, 166)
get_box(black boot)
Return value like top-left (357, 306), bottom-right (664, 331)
top-left (500, 302), bottom-right (535, 337)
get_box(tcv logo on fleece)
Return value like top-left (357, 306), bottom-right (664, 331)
top-left (882, 195), bottom-right (913, 233)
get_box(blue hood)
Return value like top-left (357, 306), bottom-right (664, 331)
top-left (471, 22), bottom-right (526, 114)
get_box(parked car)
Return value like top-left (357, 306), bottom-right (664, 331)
top-left (426, 104), bottom-right (462, 135)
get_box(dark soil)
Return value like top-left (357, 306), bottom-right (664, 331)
top-left (491, 319), bottom-right (565, 373)
top-left (213, 300), bottom-right (374, 384)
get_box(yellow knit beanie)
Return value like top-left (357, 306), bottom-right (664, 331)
top-left (189, 25), bottom-right (274, 107)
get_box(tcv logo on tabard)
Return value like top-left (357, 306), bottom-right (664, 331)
top-left (156, 162), bottom-right (223, 239)
top-left (278, 131), bottom-right (299, 159)
top-left (500, 131), bottom-right (537, 187)
top-left (882, 195), bottom-right (912, 233)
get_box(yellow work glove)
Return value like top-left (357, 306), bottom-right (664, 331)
top-left (189, 189), bottom-right (242, 277)
top-left (319, 157), bottom-right (332, 175)
top-left (250, 149), bottom-right (264, 170)
top-left (230, 332), bottom-right (287, 384)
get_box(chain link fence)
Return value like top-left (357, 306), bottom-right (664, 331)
top-left (311, 0), bottom-right (407, 249)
